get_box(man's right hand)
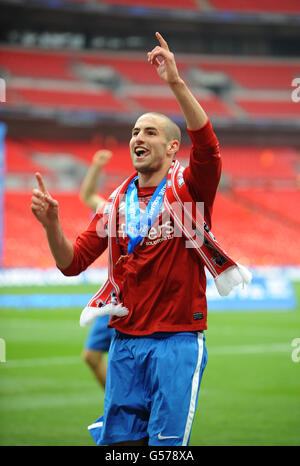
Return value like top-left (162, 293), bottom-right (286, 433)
top-left (31, 172), bottom-right (59, 228)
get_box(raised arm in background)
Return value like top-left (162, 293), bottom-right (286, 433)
top-left (79, 150), bottom-right (112, 212)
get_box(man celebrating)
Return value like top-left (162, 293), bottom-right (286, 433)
top-left (31, 32), bottom-right (250, 446)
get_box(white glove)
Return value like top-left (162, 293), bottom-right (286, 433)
top-left (80, 303), bottom-right (129, 327)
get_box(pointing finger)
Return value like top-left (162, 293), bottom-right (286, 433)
top-left (155, 31), bottom-right (169, 50)
top-left (35, 172), bottom-right (48, 195)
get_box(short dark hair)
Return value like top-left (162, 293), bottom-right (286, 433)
top-left (143, 112), bottom-right (181, 145)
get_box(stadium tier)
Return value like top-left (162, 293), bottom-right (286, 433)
top-left (63, 0), bottom-right (300, 14)
top-left (2, 47), bottom-right (300, 120)
top-left (232, 98), bottom-right (300, 119)
top-left (233, 189), bottom-right (300, 228)
top-left (220, 145), bottom-right (298, 182)
top-left (128, 94), bottom-right (234, 118)
top-left (5, 141), bottom-right (51, 175)
top-left (8, 87), bottom-right (129, 113)
top-left (197, 60), bottom-right (300, 91)
top-left (80, 55), bottom-right (190, 85)
top-left (209, 0), bottom-right (300, 14)
top-left (4, 188), bottom-right (300, 268)
top-left (4, 191), bottom-right (109, 268)
top-left (0, 48), bottom-right (77, 81)
top-left (212, 191), bottom-right (300, 265)
top-left (3, 136), bottom-right (300, 267)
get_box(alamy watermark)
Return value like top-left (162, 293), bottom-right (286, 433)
top-left (291, 338), bottom-right (300, 363)
top-left (0, 338), bottom-right (6, 363)
top-left (95, 198), bottom-right (207, 250)
top-left (291, 78), bottom-right (300, 103)
top-left (0, 78), bottom-right (6, 103)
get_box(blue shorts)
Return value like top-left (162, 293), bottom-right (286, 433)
top-left (88, 330), bottom-right (207, 446)
top-left (84, 315), bottom-right (115, 352)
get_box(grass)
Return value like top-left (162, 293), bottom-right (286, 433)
top-left (0, 282), bottom-right (300, 446)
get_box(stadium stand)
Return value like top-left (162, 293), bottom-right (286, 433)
top-left (220, 146), bottom-right (299, 184)
top-left (209, 0), bottom-right (300, 14)
top-left (232, 96), bottom-right (300, 119)
top-left (127, 93), bottom-right (234, 118)
top-left (3, 134), bottom-right (300, 267)
top-left (63, 0), bottom-right (300, 13)
top-left (3, 190), bottom-right (108, 268)
top-left (233, 189), bottom-right (300, 228)
top-left (195, 59), bottom-right (300, 91)
top-left (212, 191), bottom-right (300, 266)
top-left (8, 87), bottom-right (129, 113)
top-left (1, 0), bottom-right (300, 268)
top-left (2, 46), bottom-right (299, 121)
top-left (0, 48), bottom-right (77, 81)
top-left (5, 186), bottom-right (300, 267)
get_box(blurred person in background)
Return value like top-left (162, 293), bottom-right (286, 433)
top-left (79, 149), bottom-right (114, 390)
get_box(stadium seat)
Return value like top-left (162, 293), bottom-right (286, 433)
top-left (212, 191), bottom-right (300, 265)
top-left (234, 189), bottom-right (300, 227)
top-left (80, 54), bottom-right (190, 85)
top-left (129, 93), bottom-right (234, 118)
top-left (0, 47), bottom-right (77, 80)
top-left (232, 97), bottom-right (300, 119)
top-left (6, 140), bottom-right (50, 174)
top-left (8, 87), bottom-right (129, 112)
top-left (197, 60), bottom-right (300, 90)
top-left (5, 187), bottom-right (299, 267)
top-left (3, 191), bottom-right (108, 268)
top-left (209, 0), bottom-right (300, 14)
top-left (220, 145), bottom-right (299, 181)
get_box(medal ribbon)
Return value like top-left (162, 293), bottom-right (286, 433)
top-left (125, 176), bottom-right (167, 254)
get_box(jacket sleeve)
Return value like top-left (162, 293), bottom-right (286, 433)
top-left (183, 119), bottom-right (222, 228)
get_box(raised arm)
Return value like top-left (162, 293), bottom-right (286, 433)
top-left (147, 32), bottom-right (208, 130)
top-left (79, 149), bottom-right (112, 212)
top-left (31, 172), bottom-right (74, 269)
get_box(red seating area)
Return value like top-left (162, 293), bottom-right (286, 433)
top-left (220, 145), bottom-right (299, 181)
top-left (0, 48), bottom-right (77, 81)
top-left (64, 0), bottom-right (300, 14)
top-left (128, 93), bottom-right (234, 117)
top-left (3, 136), bottom-right (300, 267)
top-left (209, 0), bottom-right (300, 14)
top-left (8, 87), bottom-right (129, 112)
top-left (234, 189), bottom-right (300, 227)
top-left (3, 191), bottom-right (108, 268)
top-left (4, 188), bottom-right (300, 268)
top-left (5, 138), bottom-right (298, 184)
top-left (197, 60), bottom-right (300, 90)
top-left (2, 46), bottom-right (300, 120)
top-left (80, 55), bottom-right (189, 85)
top-left (233, 97), bottom-right (300, 119)
top-left (212, 192), bottom-right (300, 265)
top-left (5, 140), bottom-right (50, 174)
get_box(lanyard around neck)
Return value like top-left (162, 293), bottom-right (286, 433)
top-left (125, 176), bottom-right (167, 255)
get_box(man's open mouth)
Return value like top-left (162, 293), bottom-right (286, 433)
top-left (134, 147), bottom-right (150, 158)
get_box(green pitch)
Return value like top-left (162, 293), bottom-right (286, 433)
top-left (0, 283), bottom-right (299, 446)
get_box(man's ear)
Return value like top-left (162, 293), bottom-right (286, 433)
top-left (167, 140), bottom-right (179, 157)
